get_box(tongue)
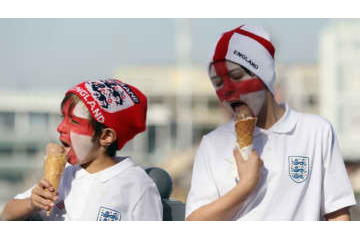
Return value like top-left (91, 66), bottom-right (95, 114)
top-left (234, 104), bottom-right (252, 118)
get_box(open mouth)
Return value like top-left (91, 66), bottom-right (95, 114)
top-left (228, 100), bottom-right (253, 117)
top-left (60, 139), bottom-right (72, 158)
top-left (60, 139), bottom-right (70, 148)
top-left (230, 100), bottom-right (246, 111)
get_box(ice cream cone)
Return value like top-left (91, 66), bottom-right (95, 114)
top-left (43, 143), bottom-right (67, 216)
top-left (234, 115), bottom-right (257, 161)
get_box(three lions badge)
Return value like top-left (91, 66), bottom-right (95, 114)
top-left (288, 156), bottom-right (310, 183)
top-left (97, 206), bottom-right (121, 221)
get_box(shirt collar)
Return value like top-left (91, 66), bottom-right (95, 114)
top-left (255, 103), bottom-right (298, 135)
top-left (229, 103), bottom-right (298, 136)
top-left (73, 157), bottom-right (135, 182)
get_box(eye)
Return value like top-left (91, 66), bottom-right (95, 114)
top-left (71, 118), bottom-right (79, 125)
top-left (228, 69), bottom-right (245, 81)
top-left (210, 76), bottom-right (223, 88)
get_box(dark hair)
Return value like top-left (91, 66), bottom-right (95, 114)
top-left (61, 94), bottom-right (117, 157)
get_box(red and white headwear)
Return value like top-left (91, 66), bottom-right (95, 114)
top-left (66, 79), bottom-right (147, 150)
top-left (212, 25), bottom-right (276, 94)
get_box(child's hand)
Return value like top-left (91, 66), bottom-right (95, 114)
top-left (30, 179), bottom-right (59, 212)
top-left (233, 148), bottom-right (263, 194)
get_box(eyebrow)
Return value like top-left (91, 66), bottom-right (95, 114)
top-left (209, 67), bottom-right (247, 78)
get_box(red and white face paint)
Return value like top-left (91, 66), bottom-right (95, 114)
top-left (209, 61), bottom-right (266, 117)
top-left (57, 98), bottom-right (95, 165)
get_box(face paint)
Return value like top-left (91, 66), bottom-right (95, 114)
top-left (57, 98), bottom-right (95, 165)
top-left (210, 61), bottom-right (266, 117)
top-left (223, 90), bottom-right (266, 117)
top-left (70, 131), bottom-right (94, 163)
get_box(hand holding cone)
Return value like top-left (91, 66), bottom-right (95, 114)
top-left (43, 143), bottom-right (67, 216)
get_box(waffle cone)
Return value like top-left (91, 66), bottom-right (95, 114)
top-left (43, 143), bottom-right (67, 216)
top-left (235, 117), bottom-right (257, 149)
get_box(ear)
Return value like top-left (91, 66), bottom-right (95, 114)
top-left (99, 128), bottom-right (117, 147)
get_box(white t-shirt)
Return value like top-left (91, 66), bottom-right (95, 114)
top-left (15, 157), bottom-right (163, 221)
top-left (186, 104), bottom-right (356, 220)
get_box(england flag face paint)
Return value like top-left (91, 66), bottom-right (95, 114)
top-left (209, 60), bottom-right (266, 117)
top-left (57, 98), bottom-right (95, 165)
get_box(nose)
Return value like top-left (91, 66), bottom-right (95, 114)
top-left (57, 119), bottom-right (66, 134)
top-left (222, 77), bottom-right (236, 97)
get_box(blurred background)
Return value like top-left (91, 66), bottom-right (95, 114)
top-left (0, 18), bottom-right (359, 219)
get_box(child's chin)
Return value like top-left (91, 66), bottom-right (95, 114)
top-left (68, 158), bottom-right (78, 165)
top-left (66, 150), bottom-right (78, 165)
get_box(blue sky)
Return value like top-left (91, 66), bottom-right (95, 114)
top-left (0, 18), bottom-right (331, 90)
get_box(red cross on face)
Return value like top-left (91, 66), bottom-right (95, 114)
top-left (57, 98), bottom-right (95, 165)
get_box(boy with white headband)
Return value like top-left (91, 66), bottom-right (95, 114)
top-left (185, 25), bottom-right (356, 220)
top-left (1, 79), bottom-right (163, 221)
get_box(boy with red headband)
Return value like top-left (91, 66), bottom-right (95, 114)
top-left (185, 25), bottom-right (356, 220)
top-left (1, 79), bottom-right (162, 221)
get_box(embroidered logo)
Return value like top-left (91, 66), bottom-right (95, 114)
top-left (85, 79), bottom-right (136, 113)
top-left (288, 156), bottom-right (310, 183)
top-left (97, 206), bottom-right (121, 221)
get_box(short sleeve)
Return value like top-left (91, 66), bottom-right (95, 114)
top-left (322, 125), bottom-right (357, 215)
top-left (12, 185), bottom-right (49, 220)
top-left (185, 136), bottom-right (219, 218)
top-left (130, 183), bottom-right (163, 221)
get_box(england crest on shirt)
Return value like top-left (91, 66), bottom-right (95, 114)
top-left (288, 156), bottom-right (309, 183)
top-left (97, 206), bottom-right (121, 221)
